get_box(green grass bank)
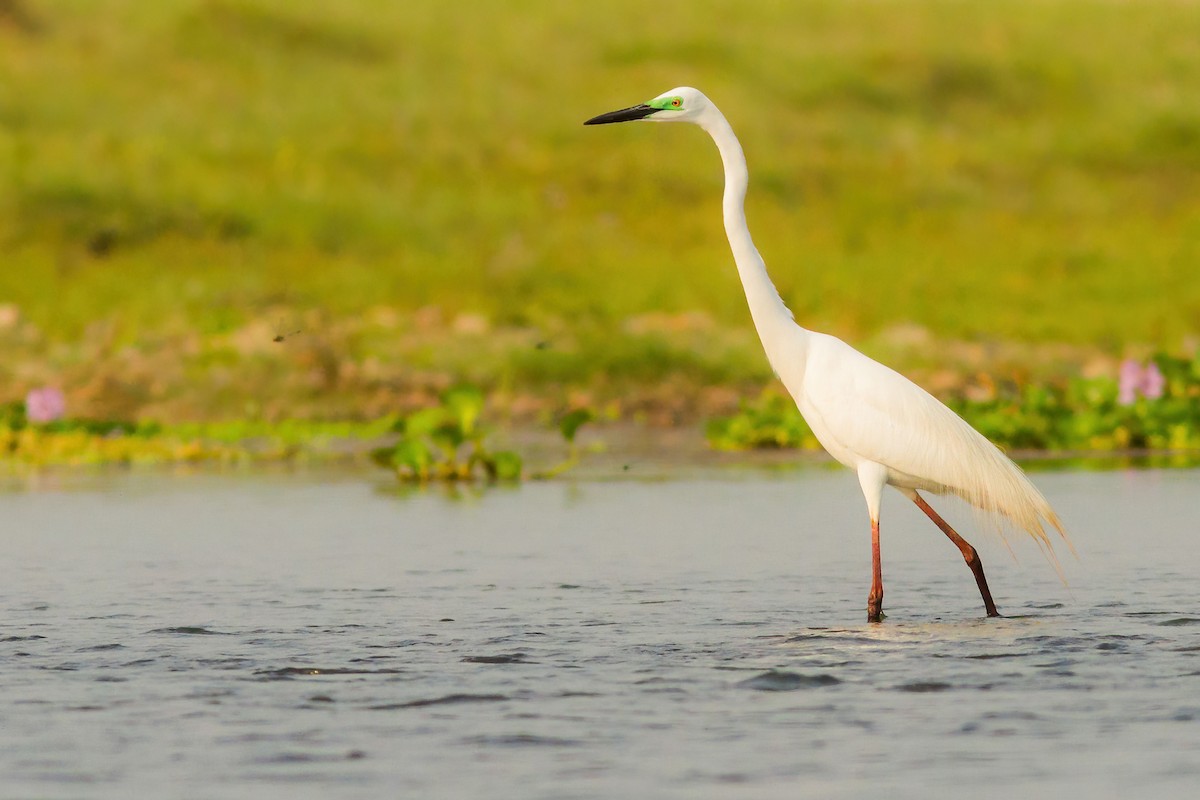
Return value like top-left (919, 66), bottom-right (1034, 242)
top-left (2, 0), bottom-right (1199, 433)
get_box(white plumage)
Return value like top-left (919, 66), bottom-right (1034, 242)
top-left (799, 335), bottom-right (1062, 535)
top-left (587, 86), bottom-right (1071, 621)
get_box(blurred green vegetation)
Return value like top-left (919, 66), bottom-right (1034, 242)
top-left (1, 388), bottom-right (588, 477)
top-left (0, 397), bottom-right (397, 467)
top-left (2, 0), bottom-right (1199, 427)
top-left (370, 386), bottom-right (524, 482)
top-left (708, 353), bottom-right (1200, 455)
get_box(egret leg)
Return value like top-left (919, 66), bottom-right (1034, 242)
top-left (911, 493), bottom-right (1000, 618)
top-left (857, 463), bottom-right (889, 623)
top-left (868, 517), bottom-right (884, 623)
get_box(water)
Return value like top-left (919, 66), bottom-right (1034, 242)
top-left (3, 467), bottom-right (1199, 799)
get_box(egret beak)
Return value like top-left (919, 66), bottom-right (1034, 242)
top-left (584, 104), bottom-right (657, 125)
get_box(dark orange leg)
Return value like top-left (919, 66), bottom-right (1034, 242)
top-left (867, 518), bottom-right (884, 622)
top-left (911, 493), bottom-right (1000, 617)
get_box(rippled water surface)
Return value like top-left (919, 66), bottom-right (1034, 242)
top-left (3, 467), bottom-right (1199, 798)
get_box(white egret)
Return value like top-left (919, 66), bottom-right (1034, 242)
top-left (585, 87), bottom-right (1071, 622)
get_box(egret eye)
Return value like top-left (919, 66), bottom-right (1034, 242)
top-left (671, 97), bottom-right (682, 108)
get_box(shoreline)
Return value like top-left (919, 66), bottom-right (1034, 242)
top-left (3, 420), bottom-right (1197, 479)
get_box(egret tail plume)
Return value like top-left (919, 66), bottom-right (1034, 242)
top-left (912, 405), bottom-right (1074, 577)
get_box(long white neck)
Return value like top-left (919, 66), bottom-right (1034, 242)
top-left (698, 108), bottom-right (808, 375)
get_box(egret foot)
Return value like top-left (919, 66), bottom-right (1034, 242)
top-left (867, 591), bottom-right (884, 623)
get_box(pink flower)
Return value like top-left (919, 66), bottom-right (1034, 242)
top-left (25, 387), bottom-right (66, 424)
top-left (1141, 362), bottom-right (1165, 400)
top-left (1118, 359), bottom-right (1165, 406)
top-left (1118, 360), bottom-right (1141, 405)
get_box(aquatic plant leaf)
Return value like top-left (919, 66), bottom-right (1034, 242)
top-left (430, 422), bottom-right (464, 457)
top-left (559, 408), bottom-right (593, 444)
top-left (392, 438), bottom-right (434, 476)
top-left (703, 390), bottom-right (817, 450)
top-left (405, 407), bottom-right (450, 438)
top-left (443, 386), bottom-right (484, 436)
top-left (490, 450), bottom-right (522, 480)
top-left (0, 401), bottom-right (27, 429)
top-left (369, 445), bottom-right (396, 468)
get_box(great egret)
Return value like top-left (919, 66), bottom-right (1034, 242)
top-left (585, 87), bottom-right (1070, 622)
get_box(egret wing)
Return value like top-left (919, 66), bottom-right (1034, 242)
top-left (799, 335), bottom-right (1065, 550)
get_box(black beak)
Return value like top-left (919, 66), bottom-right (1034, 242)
top-left (584, 104), bottom-right (657, 125)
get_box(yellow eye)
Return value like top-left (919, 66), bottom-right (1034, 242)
top-left (671, 98), bottom-right (682, 108)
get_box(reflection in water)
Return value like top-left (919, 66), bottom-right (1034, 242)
top-left (2, 468), bottom-right (1199, 798)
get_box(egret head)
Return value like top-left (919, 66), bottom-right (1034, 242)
top-left (584, 86), bottom-right (711, 126)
